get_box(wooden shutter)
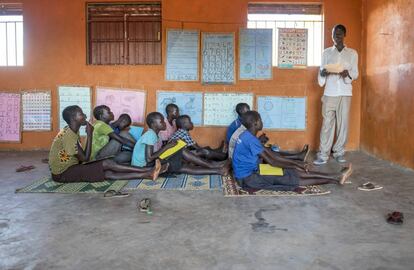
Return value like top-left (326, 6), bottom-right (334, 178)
top-left (248, 3), bottom-right (322, 15)
top-left (87, 3), bottom-right (161, 65)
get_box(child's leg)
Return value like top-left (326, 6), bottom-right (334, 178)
top-left (267, 145), bottom-right (309, 161)
top-left (96, 131), bottom-right (136, 160)
top-left (103, 159), bottom-right (168, 180)
top-left (182, 149), bottom-right (228, 169)
top-left (296, 164), bottom-right (352, 185)
top-left (177, 164), bottom-right (230, 176)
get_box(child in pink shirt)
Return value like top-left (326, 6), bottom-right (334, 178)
top-left (154, 103), bottom-right (179, 151)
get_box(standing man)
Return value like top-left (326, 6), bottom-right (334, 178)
top-left (313, 24), bottom-right (359, 165)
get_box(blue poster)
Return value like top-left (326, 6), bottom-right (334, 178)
top-left (157, 91), bottom-right (203, 126)
top-left (166, 30), bottom-right (199, 81)
top-left (239, 29), bottom-right (272, 80)
top-left (257, 96), bottom-right (306, 130)
top-left (58, 86), bottom-right (91, 136)
top-left (202, 33), bottom-right (235, 84)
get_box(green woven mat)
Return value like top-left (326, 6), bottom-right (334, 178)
top-left (16, 177), bottom-right (128, 194)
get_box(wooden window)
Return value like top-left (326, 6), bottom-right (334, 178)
top-left (87, 3), bottom-right (161, 65)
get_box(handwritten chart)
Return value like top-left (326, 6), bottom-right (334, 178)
top-left (239, 29), bottom-right (272, 80)
top-left (0, 92), bottom-right (21, 142)
top-left (257, 96), bottom-right (306, 130)
top-left (58, 86), bottom-right (91, 136)
top-left (157, 91), bottom-right (203, 126)
top-left (22, 91), bottom-right (51, 131)
top-left (166, 29), bottom-right (199, 81)
top-left (203, 93), bottom-right (253, 126)
top-left (202, 33), bottom-right (235, 84)
top-left (278, 28), bottom-right (308, 68)
top-left (96, 87), bottom-right (146, 124)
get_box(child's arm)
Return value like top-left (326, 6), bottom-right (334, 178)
top-left (76, 122), bottom-right (94, 162)
top-left (145, 140), bottom-right (178, 163)
top-left (260, 148), bottom-right (308, 171)
top-left (108, 132), bottom-right (135, 148)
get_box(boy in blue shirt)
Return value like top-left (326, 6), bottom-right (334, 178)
top-left (232, 111), bottom-right (352, 192)
top-left (227, 103), bottom-right (310, 161)
top-left (133, 112), bottom-right (230, 176)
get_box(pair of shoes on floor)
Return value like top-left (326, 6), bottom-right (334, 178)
top-left (313, 155), bottom-right (347, 165)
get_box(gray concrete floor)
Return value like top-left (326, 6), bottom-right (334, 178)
top-left (0, 151), bottom-right (413, 270)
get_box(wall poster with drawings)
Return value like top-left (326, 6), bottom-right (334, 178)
top-left (201, 33), bottom-right (235, 84)
top-left (239, 29), bottom-right (272, 80)
top-left (156, 91), bottom-right (203, 126)
top-left (278, 28), bottom-right (308, 69)
top-left (22, 91), bottom-right (52, 131)
top-left (257, 96), bottom-right (306, 130)
top-left (0, 92), bottom-right (21, 142)
top-left (58, 86), bottom-right (91, 136)
top-left (95, 87), bottom-right (146, 124)
top-left (203, 92), bottom-right (254, 126)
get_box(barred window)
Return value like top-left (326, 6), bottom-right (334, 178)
top-left (0, 3), bottom-right (23, 66)
top-left (248, 3), bottom-right (323, 67)
top-left (87, 2), bottom-right (161, 65)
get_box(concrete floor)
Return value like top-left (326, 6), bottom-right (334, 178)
top-left (0, 151), bottom-right (413, 270)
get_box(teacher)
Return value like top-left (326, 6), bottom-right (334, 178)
top-left (313, 24), bottom-right (359, 165)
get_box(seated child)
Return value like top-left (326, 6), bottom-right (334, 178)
top-left (95, 113), bottom-right (136, 163)
top-left (91, 105), bottom-right (136, 163)
top-left (226, 103), bottom-right (250, 144)
top-left (170, 115), bottom-right (227, 161)
top-left (48, 105), bottom-right (167, 183)
top-left (228, 120), bottom-right (310, 162)
top-left (227, 103), bottom-right (309, 161)
top-left (132, 112), bottom-right (230, 176)
top-left (154, 103), bottom-right (179, 151)
top-left (232, 111), bottom-right (352, 192)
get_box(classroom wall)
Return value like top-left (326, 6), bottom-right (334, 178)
top-left (0, 0), bottom-right (362, 151)
top-left (361, 0), bottom-right (414, 169)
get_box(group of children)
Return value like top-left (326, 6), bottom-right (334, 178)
top-left (48, 102), bottom-right (352, 193)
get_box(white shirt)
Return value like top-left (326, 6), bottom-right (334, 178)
top-left (318, 46), bottom-right (359, 96)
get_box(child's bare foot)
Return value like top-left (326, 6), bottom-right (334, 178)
top-left (160, 163), bottom-right (169, 174)
top-left (339, 164), bottom-right (353, 185)
top-left (151, 159), bottom-right (162, 181)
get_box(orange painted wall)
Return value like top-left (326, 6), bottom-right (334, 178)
top-left (0, 0), bottom-right (362, 152)
top-left (361, 0), bottom-right (414, 169)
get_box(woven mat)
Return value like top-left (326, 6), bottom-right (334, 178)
top-left (123, 174), bottom-right (222, 191)
top-left (16, 177), bottom-right (128, 194)
top-left (222, 176), bottom-right (331, 197)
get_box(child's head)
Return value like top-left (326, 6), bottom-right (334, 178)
top-left (176, 115), bottom-right (193, 131)
top-left (242, 110), bottom-right (263, 131)
top-left (146, 112), bottom-right (166, 131)
top-left (235, 103), bottom-right (250, 117)
top-left (93, 105), bottom-right (114, 123)
top-left (116, 114), bottom-right (132, 130)
top-left (165, 103), bottom-right (180, 119)
top-left (62, 105), bottom-right (87, 126)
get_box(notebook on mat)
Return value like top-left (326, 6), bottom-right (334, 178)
top-left (159, 140), bottom-right (187, 160)
top-left (259, 164), bottom-right (283, 176)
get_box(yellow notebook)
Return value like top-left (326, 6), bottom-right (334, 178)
top-left (259, 164), bottom-right (284, 176)
top-left (159, 139), bottom-right (187, 160)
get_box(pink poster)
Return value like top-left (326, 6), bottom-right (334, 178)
top-left (0, 93), bottom-right (21, 142)
top-left (95, 87), bottom-right (146, 123)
